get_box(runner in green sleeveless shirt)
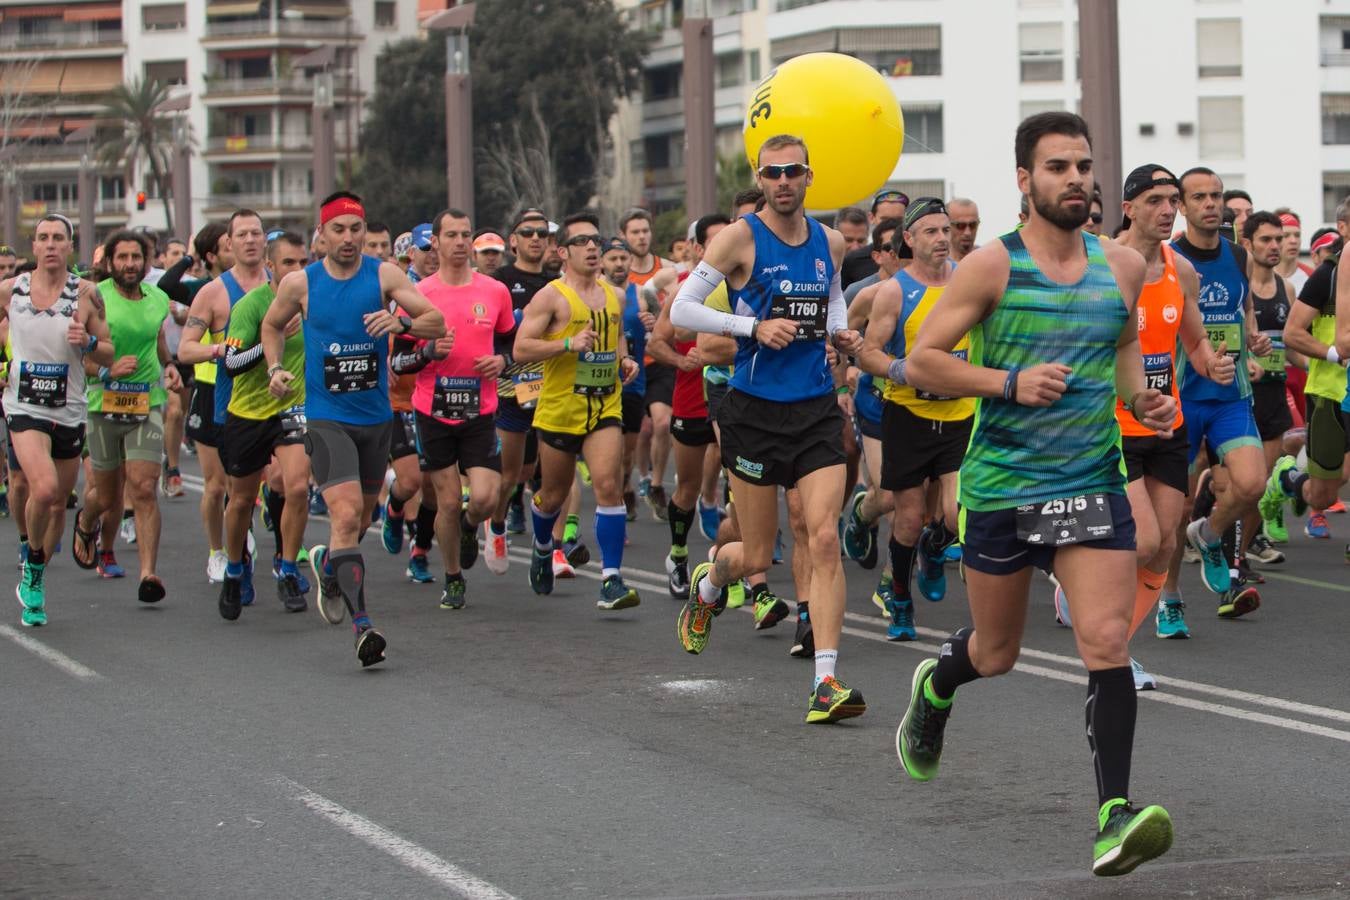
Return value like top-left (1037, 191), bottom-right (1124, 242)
top-left (893, 113), bottom-right (1177, 878)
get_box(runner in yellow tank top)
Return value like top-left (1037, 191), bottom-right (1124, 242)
top-left (513, 213), bottom-right (640, 610)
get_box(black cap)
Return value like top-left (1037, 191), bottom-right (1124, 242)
top-left (509, 207), bottom-right (549, 232)
top-left (1122, 164), bottom-right (1179, 201)
top-left (902, 197), bottom-right (946, 231)
top-left (600, 236), bottom-right (630, 255)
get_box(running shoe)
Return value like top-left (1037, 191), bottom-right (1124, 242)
top-left (529, 545), bottom-right (554, 595)
top-left (1092, 799), bottom-right (1173, 877)
top-left (0, 488), bottom-right (8, 519)
top-left (1306, 511), bottom-right (1331, 539)
top-left (460, 518), bottom-right (479, 570)
top-left (637, 474), bottom-right (651, 499)
top-left (271, 555), bottom-right (311, 594)
top-left (405, 548), bottom-right (434, 583)
top-left (483, 527), bottom-right (509, 575)
top-left (576, 459), bottom-right (591, 487)
top-left (697, 498), bottom-right (721, 542)
top-left (666, 553), bottom-right (690, 599)
top-left (597, 575), bottom-right (640, 611)
top-left (119, 515), bottom-right (137, 546)
top-left (1235, 559), bottom-right (1264, 586)
top-left (1052, 574), bottom-right (1072, 627)
top-left (772, 528), bottom-right (784, 565)
top-left (1185, 519), bottom-right (1230, 594)
top-left (1131, 658), bottom-right (1157, 692)
top-left (726, 579), bottom-right (747, 609)
top-left (647, 484), bottom-right (669, 522)
top-left (354, 624), bottom-right (386, 668)
top-left (439, 575), bottom-right (466, 610)
top-left (206, 549), bottom-right (227, 584)
top-left (381, 501), bottom-right (405, 554)
top-left (896, 658), bottom-right (951, 782)
top-left (1181, 545), bottom-right (1200, 564)
top-left (16, 561), bottom-right (46, 627)
top-left (871, 576), bottom-right (894, 618)
top-left (238, 555), bottom-right (255, 607)
top-left (677, 562), bottom-right (720, 654)
top-left (789, 604), bottom-right (814, 657)
top-left (842, 489), bottom-right (871, 562)
top-left (624, 489), bottom-right (637, 522)
top-left (752, 587), bottom-right (790, 630)
top-left (505, 495), bottom-right (526, 534)
top-left (1328, 499), bottom-right (1347, 514)
top-left (97, 550), bottom-right (125, 579)
top-left (218, 574), bottom-right (242, 621)
top-left (277, 573), bottom-right (307, 613)
top-left (551, 548), bottom-right (575, 578)
top-left (1155, 598), bottom-right (1189, 639)
top-left (805, 676), bottom-right (866, 724)
top-left (1245, 533), bottom-right (1284, 564)
top-left (563, 539), bottom-right (589, 568)
top-left (162, 466), bottom-right (184, 498)
top-left (1217, 585), bottom-right (1260, 618)
top-left (884, 595), bottom-right (917, 641)
top-left (915, 526), bottom-right (946, 602)
top-left (1263, 510), bottom-right (1289, 544)
top-left (943, 543), bottom-right (963, 563)
top-left (859, 521), bottom-right (880, 570)
top-left (17, 539), bottom-right (27, 573)
top-left (308, 486), bottom-right (328, 517)
top-left (309, 544), bottom-right (345, 625)
top-left (1259, 456), bottom-right (1294, 525)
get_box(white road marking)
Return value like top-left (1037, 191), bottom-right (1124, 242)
top-left (275, 776), bottom-right (518, 900)
top-left (0, 624), bottom-right (104, 681)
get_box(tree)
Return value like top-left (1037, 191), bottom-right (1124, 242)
top-left (716, 151), bottom-right (754, 217)
top-left (352, 37), bottom-right (447, 230)
top-left (97, 77), bottom-right (180, 235)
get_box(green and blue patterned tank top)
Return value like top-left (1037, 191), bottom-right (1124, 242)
top-left (959, 230), bottom-right (1128, 511)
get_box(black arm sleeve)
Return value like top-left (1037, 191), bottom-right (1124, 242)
top-left (222, 342), bottom-right (265, 377)
top-left (390, 333), bottom-right (430, 376)
top-left (156, 255), bottom-right (195, 305)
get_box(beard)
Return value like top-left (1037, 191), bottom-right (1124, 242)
top-left (1030, 182), bottom-right (1090, 231)
top-left (113, 268), bottom-right (141, 290)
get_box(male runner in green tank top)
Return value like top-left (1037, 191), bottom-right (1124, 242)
top-left (895, 113), bottom-right (1177, 877)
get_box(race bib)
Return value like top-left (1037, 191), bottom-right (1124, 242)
top-left (1258, 337), bottom-right (1286, 376)
top-left (323, 351), bottom-right (379, 394)
top-left (1015, 492), bottom-right (1115, 547)
top-left (430, 376), bottom-right (481, 420)
top-left (770, 295), bottom-right (827, 342)
top-left (573, 350), bottom-right (617, 397)
top-left (915, 349), bottom-right (968, 401)
top-left (513, 371), bottom-right (543, 409)
top-left (1143, 351), bottom-right (1174, 394)
top-left (1205, 322), bottom-right (1241, 359)
top-left (104, 379), bottom-right (150, 422)
top-left (16, 361), bottom-right (68, 408)
top-left (280, 404), bottom-right (307, 434)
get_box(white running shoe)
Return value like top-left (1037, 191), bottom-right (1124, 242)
top-left (1131, 657), bottom-right (1158, 692)
top-left (483, 526), bottom-right (509, 576)
top-left (1050, 573), bottom-right (1072, 627)
top-left (246, 529), bottom-right (257, 558)
top-left (206, 549), bottom-right (227, 584)
top-left (119, 516), bottom-right (137, 546)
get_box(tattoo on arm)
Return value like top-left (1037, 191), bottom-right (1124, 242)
top-left (185, 315), bottom-right (209, 331)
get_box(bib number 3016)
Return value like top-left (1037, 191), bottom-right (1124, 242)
top-left (1015, 492), bottom-right (1115, 547)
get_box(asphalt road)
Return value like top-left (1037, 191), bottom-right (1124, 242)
top-left (4, 459), bottom-right (1350, 899)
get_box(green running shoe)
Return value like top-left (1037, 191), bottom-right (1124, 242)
top-left (805, 675), bottom-right (866, 724)
top-left (597, 575), bottom-right (640, 611)
top-left (1259, 456), bottom-right (1294, 523)
top-left (676, 562), bottom-right (719, 654)
top-left (439, 575), bottom-right (466, 610)
top-left (895, 658), bottom-right (951, 782)
top-left (1092, 799), bottom-right (1173, 877)
top-left (1185, 519), bottom-right (1230, 594)
top-left (1155, 598), bottom-right (1190, 639)
top-left (1217, 584), bottom-right (1260, 619)
top-left (16, 560), bottom-right (46, 627)
top-left (871, 574), bottom-right (894, 618)
top-left (725, 579), bottom-right (746, 609)
top-left (752, 587), bottom-right (790, 630)
top-left (1262, 507), bottom-right (1288, 544)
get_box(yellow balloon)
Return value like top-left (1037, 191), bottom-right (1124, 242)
top-left (744, 53), bottom-right (905, 210)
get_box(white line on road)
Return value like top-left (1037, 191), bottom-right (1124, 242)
top-left (275, 776), bottom-right (518, 900)
top-left (0, 624), bottom-right (105, 681)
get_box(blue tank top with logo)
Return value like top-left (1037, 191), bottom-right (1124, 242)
top-left (1171, 237), bottom-right (1251, 403)
top-left (302, 256), bottom-right (391, 425)
top-left (622, 281), bottom-right (646, 396)
top-left (729, 214), bottom-right (834, 402)
top-left (213, 270), bottom-right (248, 425)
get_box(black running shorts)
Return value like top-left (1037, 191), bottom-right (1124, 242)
top-left (718, 389), bottom-right (845, 488)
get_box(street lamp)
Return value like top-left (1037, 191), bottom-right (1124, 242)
top-left (682, 0), bottom-right (715, 219)
top-left (66, 124), bottom-right (96, 268)
top-left (425, 4), bottom-right (476, 217)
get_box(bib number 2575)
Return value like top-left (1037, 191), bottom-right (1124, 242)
top-left (1015, 492), bottom-right (1115, 547)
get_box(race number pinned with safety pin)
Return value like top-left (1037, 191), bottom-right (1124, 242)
top-left (1015, 493), bottom-right (1114, 547)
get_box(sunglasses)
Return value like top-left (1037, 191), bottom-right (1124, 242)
top-left (515, 227), bottom-right (549, 238)
top-left (950, 221), bottom-right (980, 231)
top-left (1089, 212), bottom-right (1104, 224)
top-left (563, 233), bottom-right (602, 248)
top-left (878, 242), bottom-right (893, 253)
top-left (875, 190), bottom-right (909, 204)
top-left (757, 163), bottom-right (810, 180)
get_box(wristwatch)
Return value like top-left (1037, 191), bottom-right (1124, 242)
top-left (397, 315), bottom-right (413, 335)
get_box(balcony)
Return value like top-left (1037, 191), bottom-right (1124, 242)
top-left (0, 27), bottom-right (123, 52)
top-left (1323, 49), bottom-right (1350, 67)
top-left (203, 133), bottom-right (313, 155)
top-left (202, 71), bottom-right (359, 104)
top-left (203, 191), bottom-right (314, 214)
top-left (203, 18), bottom-right (359, 43)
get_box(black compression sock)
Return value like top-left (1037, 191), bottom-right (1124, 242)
top-left (889, 537), bottom-right (916, 599)
top-left (264, 489), bottom-right (286, 557)
top-left (668, 501), bottom-right (695, 551)
top-left (929, 627), bottom-right (980, 700)
top-left (388, 488), bottom-right (408, 517)
top-left (1086, 666), bottom-right (1137, 806)
top-left (414, 502), bottom-right (436, 552)
top-left (329, 548), bottom-right (367, 617)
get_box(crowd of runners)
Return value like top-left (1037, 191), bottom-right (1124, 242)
top-left (3, 110), bottom-right (1349, 877)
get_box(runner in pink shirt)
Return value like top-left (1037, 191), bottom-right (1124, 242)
top-left (392, 209), bottom-right (515, 609)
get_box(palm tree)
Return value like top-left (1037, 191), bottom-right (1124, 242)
top-left (97, 76), bottom-right (181, 235)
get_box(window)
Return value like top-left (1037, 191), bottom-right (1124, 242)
top-left (629, 139), bottom-right (645, 173)
top-left (716, 52), bottom-right (743, 88)
top-left (1020, 99), bottom-right (1065, 119)
top-left (1020, 22), bottom-right (1063, 82)
top-left (144, 60), bottom-right (187, 88)
top-left (100, 176), bottom-right (125, 201)
top-left (143, 4), bottom-right (187, 31)
top-left (1198, 96), bottom-right (1243, 159)
top-left (643, 64), bottom-right (680, 101)
top-left (374, 2), bottom-right (396, 27)
top-left (893, 179), bottom-right (945, 201)
top-left (1197, 19), bottom-right (1242, 78)
top-left (1323, 172), bottom-right (1350, 222)
top-left (770, 26), bottom-right (941, 76)
top-left (902, 103), bottom-right (943, 154)
top-left (643, 135), bottom-right (672, 170)
top-left (1324, 95), bottom-right (1350, 144)
top-left (747, 49), bottom-right (760, 82)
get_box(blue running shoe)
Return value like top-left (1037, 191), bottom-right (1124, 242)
top-left (772, 528), bottom-right (784, 565)
top-left (505, 495), bottom-right (526, 535)
top-left (405, 549), bottom-right (434, 583)
top-left (308, 487), bottom-right (328, 517)
top-left (529, 544), bottom-right (554, 595)
top-left (239, 555), bottom-right (255, 607)
top-left (915, 526), bottom-right (947, 602)
top-left (842, 489), bottom-right (871, 562)
top-left (272, 555), bottom-right (311, 595)
top-left (1155, 597), bottom-right (1190, 639)
top-left (1306, 511), bottom-right (1331, 539)
top-left (1185, 519), bottom-right (1230, 594)
top-left (884, 595), bottom-right (917, 641)
top-left (96, 550), bottom-right (125, 579)
top-left (381, 500), bottom-right (404, 554)
top-left (944, 543), bottom-right (963, 563)
top-left (697, 498), bottom-right (721, 542)
top-left (17, 539), bottom-right (28, 573)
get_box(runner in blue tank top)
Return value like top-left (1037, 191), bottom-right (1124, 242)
top-left (898, 113), bottom-right (1178, 877)
top-left (261, 191), bottom-right (445, 668)
top-left (1166, 168), bottom-right (1273, 602)
top-left (669, 133), bottom-right (867, 725)
top-left (600, 237), bottom-right (651, 519)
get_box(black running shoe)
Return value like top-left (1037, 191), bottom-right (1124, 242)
top-left (218, 576), bottom-right (242, 621)
top-left (789, 604), bottom-right (814, 658)
top-left (459, 516), bottom-right (479, 570)
top-left (355, 626), bottom-right (387, 668)
top-left (277, 573), bottom-right (307, 613)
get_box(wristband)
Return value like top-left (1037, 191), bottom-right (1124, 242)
top-left (1003, 368), bottom-right (1020, 402)
top-left (1328, 346), bottom-right (1341, 365)
top-left (886, 356), bottom-right (907, 385)
top-left (422, 342), bottom-right (437, 361)
top-left (835, 384), bottom-right (851, 395)
top-left (97, 366), bottom-right (110, 383)
top-left (267, 363), bottom-right (284, 377)
top-left (750, 320), bottom-right (759, 341)
top-left (563, 337), bottom-right (571, 352)
top-left (500, 351), bottom-right (514, 368)
top-left (84, 334), bottom-right (98, 354)
top-left (398, 315), bottom-right (413, 335)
